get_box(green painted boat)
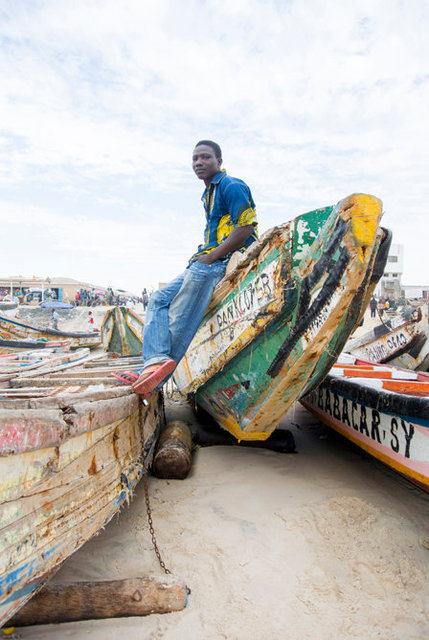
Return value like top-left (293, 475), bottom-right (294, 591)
top-left (101, 306), bottom-right (144, 356)
top-left (174, 194), bottom-right (391, 441)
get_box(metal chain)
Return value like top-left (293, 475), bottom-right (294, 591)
top-left (139, 397), bottom-right (171, 575)
top-left (143, 471), bottom-right (171, 574)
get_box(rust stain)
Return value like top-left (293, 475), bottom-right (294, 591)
top-left (112, 427), bottom-right (120, 460)
top-left (46, 446), bottom-right (60, 471)
top-left (88, 455), bottom-right (97, 475)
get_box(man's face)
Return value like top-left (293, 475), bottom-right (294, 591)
top-left (192, 145), bottom-right (222, 184)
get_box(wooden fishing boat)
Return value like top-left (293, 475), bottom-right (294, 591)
top-left (300, 354), bottom-right (429, 492)
top-left (0, 353), bottom-right (164, 627)
top-left (0, 337), bottom-right (72, 355)
top-left (0, 302), bottom-right (18, 312)
top-left (0, 314), bottom-right (101, 350)
top-left (174, 193), bottom-right (391, 441)
top-left (0, 347), bottom-right (91, 387)
top-left (346, 303), bottom-right (429, 371)
top-left (101, 306), bottom-right (144, 356)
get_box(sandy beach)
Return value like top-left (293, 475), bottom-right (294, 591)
top-left (6, 307), bottom-right (429, 639)
top-left (3, 2), bottom-right (429, 636)
top-left (14, 403), bottom-right (429, 640)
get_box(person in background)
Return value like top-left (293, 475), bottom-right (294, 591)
top-left (88, 311), bottom-right (94, 331)
top-left (51, 309), bottom-right (59, 330)
top-left (369, 296), bottom-right (377, 318)
top-left (131, 139), bottom-right (258, 395)
top-left (142, 288), bottom-right (149, 311)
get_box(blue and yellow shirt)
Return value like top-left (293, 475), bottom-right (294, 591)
top-left (190, 170), bottom-right (258, 263)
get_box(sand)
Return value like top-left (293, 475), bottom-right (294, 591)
top-left (9, 307), bottom-right (429, 639)
top-left (14, 407), bottom-right (429, 638)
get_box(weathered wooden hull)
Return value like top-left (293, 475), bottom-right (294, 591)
top-left (0, 355), bottom-right (164, 627)
top-left (0, 347), bottom-right (91, 386)
top-left (0, 314), bottom-right (101, 350)
top-left (100, 306), bottom-right (144, 356)
top-left (301, 357), bottom-right (429, 492)
top-left (0, 303), bottom-right (18, 312)
top-left (346, 304), bottom-right (429, 371)
top-left (0, 337), bottom-right (72, 355)
top-left (174, 194), bottom-right (390, 441)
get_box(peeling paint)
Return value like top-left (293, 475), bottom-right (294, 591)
top-left (0, 359), bottom-right (164, 625)
top-left (174, 194), bottom-right (388, 441)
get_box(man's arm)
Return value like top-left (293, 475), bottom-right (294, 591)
top-left (196, 225), bottom-right (254, 264)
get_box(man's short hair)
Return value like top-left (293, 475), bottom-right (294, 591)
top-left (195, 140), bottom-right (222, 159)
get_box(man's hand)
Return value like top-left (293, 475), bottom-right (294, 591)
top-left (195, 225), bottom-right (254, 265)
top-left (196, 253), bottom-right (215, 264)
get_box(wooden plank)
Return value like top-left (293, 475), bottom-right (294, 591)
top-left (0, 386), bottom-right (131, 409)
top-left (9, 576), bottom-right (188, 625)
top-left (10, 376), bottom-right (118, 388)
top-left (0, 409), bottom-right (68, 455)
top-left (0, 396), bottom-right (138, 455)
top-left (0, 402), bottom-right (149, 502)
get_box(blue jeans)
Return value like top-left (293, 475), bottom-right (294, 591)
top-left (143, 260), bottom-right (226, 372)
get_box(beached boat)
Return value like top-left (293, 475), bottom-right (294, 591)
top-left (0, 337), bottom-right (72, 355)
top-left (174, 194), bottom-right (391, 441)
top-left (101, 306), bottom-right (144, 356)
top-left (346, 303), bottom-right (429, 371)
top-left (0, 353), bottom-right (164, 627)
top-left (0, 302), bottom-right (18, 312)
top-left (0, 313), bottom-right (101, 350)
top-left (300, 354), bottom-right (429, 492)
top-left (0, 347), bottom-right (91, 387)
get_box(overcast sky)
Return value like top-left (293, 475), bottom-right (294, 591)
top-left (1, 0), bottom-right (428, 295)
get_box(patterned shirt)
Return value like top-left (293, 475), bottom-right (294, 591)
top-left (190, 170), bottom-right (258, 263)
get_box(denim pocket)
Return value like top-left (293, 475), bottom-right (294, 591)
top-left (190, 261), bottom-right (212, 274)
top-left (190, 260), bottom-right (226, 278)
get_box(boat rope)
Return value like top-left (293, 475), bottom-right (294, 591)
top-left (139, 397), bottom-right (172, 575)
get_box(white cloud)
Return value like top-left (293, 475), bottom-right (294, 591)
top-left (0, 0), bottom-right (428, 290)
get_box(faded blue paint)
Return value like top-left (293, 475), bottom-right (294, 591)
top-left (114, 490), bottom-right (127, 506)
top-left (0, 545), bottom-right (57, 596)
top-left (0, 564), bottom-right (29, 596)
top-left (2, 579), bottom-right (40, 605)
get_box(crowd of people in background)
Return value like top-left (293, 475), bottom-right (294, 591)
top-left (367, 295), bottom-right (424, 322)
top-left (73, 287), bottom-right (148, 309)
top-left (0, 286), bottom-right (149, 308)
top-left (0, 288), bottom-right (149, 308)
top-left (74, 288), bottom-right (104, 306)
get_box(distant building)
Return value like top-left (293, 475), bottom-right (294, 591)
top-left (375, 243), bottom-right (403, 299)
top-left (0, 276), bottom-right (107, 303)
top-left (401, 285), bottom-right (429, 300)
top-left (374, 244), bottom-right (428, 300)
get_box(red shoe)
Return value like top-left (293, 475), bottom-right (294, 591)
top-left (132, 360), bottom-right (176, 395)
